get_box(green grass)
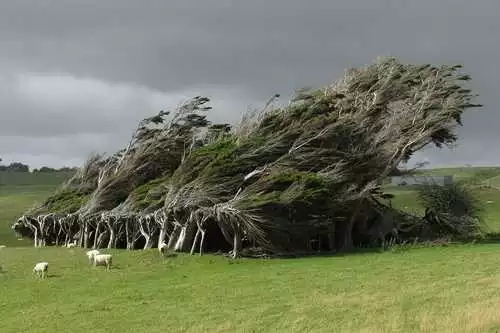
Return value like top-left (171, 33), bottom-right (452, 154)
top-left (385, 186), bottom-right (500, 231)
top-left (2, 167), bottom-right (500, 332)
top-left (0, 170), bottom-right (73, 187)
top-left (3, 245), bottom-right (500, 332)
top-left (384, 166), bottom-right (500, 231)
top-left (0, 171), bottom-right (73, 246)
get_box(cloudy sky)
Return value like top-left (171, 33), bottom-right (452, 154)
top-left (0, 0), bottom-right (498, 169)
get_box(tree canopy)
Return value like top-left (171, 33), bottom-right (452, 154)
top-left (17, 57), bottom-right (482, 256)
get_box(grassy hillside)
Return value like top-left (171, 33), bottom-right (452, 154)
top-left (0, 170), bottom-right (73, 188)
top-left (385, 166), bottom-right (500, 232)
top-left (2, 168), bottom-right (500, 332)
top-left (3, 245), bottom-right (500, 332)
top-left (0, 171), bottom-right (74, 246)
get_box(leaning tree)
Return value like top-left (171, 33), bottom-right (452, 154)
top-left (15, 56), bottom-right (482, 255)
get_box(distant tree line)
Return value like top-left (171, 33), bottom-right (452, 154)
top-left (0, 159), bottom-right (77, 173)
top-left (32, 166), bottom-right (78, 173)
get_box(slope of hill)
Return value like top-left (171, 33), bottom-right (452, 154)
top-left (0, 171), bottom-right (74, 246)
top-left (384, 166), bottom-right (500, 231)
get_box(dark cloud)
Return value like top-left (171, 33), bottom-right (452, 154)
top-left (0, 0), bottom-right (498, 167)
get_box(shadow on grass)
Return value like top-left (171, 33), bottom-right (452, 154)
top-left (474, 233), bottom-right (500, 245)
top-left (238, 237), bottom-right (500, 260)
top-left (241, 247), bottom-right (386, 260)
top-left (161, 252), bottom-right (178, 259)
top-left (47, 273), bottom-right (62, 278)
top-left (108, 265), bottom-right (123, 270)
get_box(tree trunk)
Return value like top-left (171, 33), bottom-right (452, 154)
top-left (199, 229), bottom-right (206, 256)
top-left (93, 223), bottom-right (101, 249)
top-left (33, 228), bottom-right (39, 248)
top-left (143, 235), bottom-right (152, 249)
top-left (190, 228), bottom-right (201, 255)
top-left (180, 222), bottom-right (196, 252)
top-left (167, 224), bottom-right (181, 250)
top-left (174, 225), bottom-right (187, 252)
top-left (113, 224), bottom-right (123, 248)
top-left (232, 230), bottom-right (242, 259)
top-left (38, 228), bottom-right (45, 247)
top-left (96, 230), bottom-right (107, 249)
top-left (125, 219), bottom-right (133, 250)
top-left (107, 228), bottom-right (115, 249)
top-left (157, 226), bottom-right (167, 248)
top-left (83, 221), bottom-right (90, 249)
top-left (219, 224), bottom-right (234, 246)
top-left (37, 217), bottom-right (45, 247)
top-left (55, 223), bottom-right (63, 246)
top-left (64, 232), bottom-right (70, 247)
top-left (139, 218), bottom-right (153, 250)
top-left (78, 227), bottom-right (84, 247)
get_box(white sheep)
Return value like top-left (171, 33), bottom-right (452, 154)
top-left (92, 254), bottom-right (112, 270)
top-left (66, 241), bottom-right (77, 248)
top-left (86, 249), bottom-right (100, 263)
top-left (33, 262), bottom-right (49, 279)
top-left (158, 241), bottom-right (167, 255)
top-left (0, 245), bottom-right (6, 249)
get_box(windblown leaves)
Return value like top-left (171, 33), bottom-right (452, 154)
top-left (24, 57), bottom-right (482, 251)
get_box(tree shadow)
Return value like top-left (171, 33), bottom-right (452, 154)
top-left (244, 247), bottom-right (385, 260)
top-left (47, 273), bottom-right (62, 278)
top-left (88, 264), bottom-right (123, 270)
top-left (471, 233), bottom-right (500, 245)
top-left (161, 252), bottom-right (178, 259)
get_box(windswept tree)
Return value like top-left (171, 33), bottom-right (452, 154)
top-left (159, 56), bottom-right (481, 252)
top-left (18, 56), bottom-right (482, 255)
top-left (75, 96), bottom-right (214, 219)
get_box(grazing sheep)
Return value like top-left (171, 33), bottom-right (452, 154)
top-left (92, 254), bottom-right (112, 270)
top-left (33, 262), bottom-right (49, 279)
top-left (66, 241), bottom-right (77, 248)
top-left (158, 241), bottom-right (167, 255)
top-left (0, 245), bottom-right (6, 249)
top-left (86, 250), bottom-right (100, 263)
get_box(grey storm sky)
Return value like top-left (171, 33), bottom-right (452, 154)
top-left (0, 0), bottom-right (498, 168)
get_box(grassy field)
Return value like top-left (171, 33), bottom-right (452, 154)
top-left (3, 245), bottom-right (500, 332)
top-left (0, 171), bottom-right (73, 246)
top-left (386, 166), bottom-right (500, 231)
top-left (2, 168), bottom-right (500, 332)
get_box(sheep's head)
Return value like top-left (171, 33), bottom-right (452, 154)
top-left (11, 215), bottom-right (35, 238)
top-left (86, 250), bottom-right (99, 260)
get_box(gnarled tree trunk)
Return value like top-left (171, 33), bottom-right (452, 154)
top-left (93, 221), bottom-right (102, 249)
top-left (106, 217), bottom-right (116, 249)
top-left (83, 220), bottom-right (90, 249)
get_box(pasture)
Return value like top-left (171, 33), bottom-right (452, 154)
top-left (4, 245), bottom-right (500, 332)
top-left (2, 167), bottom-right (500, 332)
top-left (0, 171), bottom-right (74, 246)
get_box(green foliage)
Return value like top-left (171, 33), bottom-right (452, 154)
top-left (417, 183), bottom-right (482, 218)
top-left (415, 183), bottom-right (484, 239)
top-left (131, 175), bottom-right (170, 210)
top-left (192, 136), bottom-right (237, 161)
top-left (259, 171), bottom-right (331, 204)
top-left (42, 188), bottom-right (91, 214)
